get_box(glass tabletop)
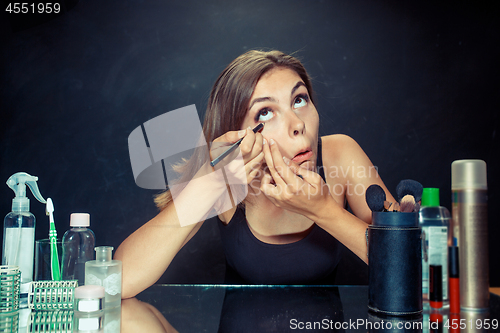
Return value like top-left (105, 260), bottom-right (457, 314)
top-left (122, 284), bottom-right (500, 332)
top-left (4, 285), bottom-right (498, 332)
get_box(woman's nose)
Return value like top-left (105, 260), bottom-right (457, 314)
top-left (288, 111), bottom-right (305, 136)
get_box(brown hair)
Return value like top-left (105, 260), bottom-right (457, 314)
top-left (154, 50), bottom-right (315, 210)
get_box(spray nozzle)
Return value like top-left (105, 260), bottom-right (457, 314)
top-left (7, 172), bottom-right (47, 212)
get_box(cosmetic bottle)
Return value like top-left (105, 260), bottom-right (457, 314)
top-left (419, 188), bottom-right (450, 302)
top-left (85, 247), bottom-right (122, 309)
top-left (2, 172), bottom-right (46, 306)
top-left (451, 159), bottom-right (489, 311)
top-left (61, 213), bottom-right (96, 285)
top-left (74, 285), bottom-right (105, 313)
top-left (74, 285), bottom-right (105, 333)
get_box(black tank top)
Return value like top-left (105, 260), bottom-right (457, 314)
top-left (216, 137), bottom-right (342, 284)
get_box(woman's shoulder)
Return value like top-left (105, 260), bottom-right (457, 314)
top-left (321, 134), bottom-right (358, 147)
top-left (320, 134), bottom-right (364, 163)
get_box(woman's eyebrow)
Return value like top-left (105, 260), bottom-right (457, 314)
top-left (248, 81), bottom-right (306, 110)
top-left (291, 81), bottom-right (306, 97)
top-left (248, 96), bottom-right (276, 110)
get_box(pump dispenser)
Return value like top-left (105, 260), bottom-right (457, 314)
top-left (85, 246), bottom-right (122, 309)
top-left (3, 172), bottom-right (47, 302)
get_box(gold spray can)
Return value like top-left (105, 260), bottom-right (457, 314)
top-left (451, 159), bottom-right (489, 311)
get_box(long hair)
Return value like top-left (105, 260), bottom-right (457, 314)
top-left (154, 50), bottom-right (315, 210)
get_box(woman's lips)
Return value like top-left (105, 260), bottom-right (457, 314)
top-left (291, 150), bottom-right (313, 164)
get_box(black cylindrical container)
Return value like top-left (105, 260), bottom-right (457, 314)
top-left (368, 212), bottom-right (422, 318)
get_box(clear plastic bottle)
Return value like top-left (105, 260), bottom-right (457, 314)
top-left (3, 172), bottom-right (46, 306)
top-left (85, 246), bottom-right (122, 309)
top-left (61, 213), bottom-right (96, 285)
top-left (419, 188), bottom-right (450, 302)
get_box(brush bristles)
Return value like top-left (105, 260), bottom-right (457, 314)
top-left (400, 194), bottom-right (416, 213)
top-left (396, 180), bottom-right (423, 203)
top-left (366, 184), bottom-right (386, 212)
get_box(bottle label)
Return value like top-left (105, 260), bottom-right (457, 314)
top-left (428, 226), bottom-right (448, 300)
top-left (85, 272), bottom-right (122, 296)
top-left (3, 227), bottom-right (34, 283)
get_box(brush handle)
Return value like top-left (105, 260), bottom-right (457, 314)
top-left (210, 123), bottom-right (264, 167)
top-left (210, 137), bottom-right (244, 167)
top-left (49, 225), bottom-right (61, 281)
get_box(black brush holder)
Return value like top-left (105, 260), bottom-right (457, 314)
top-left (368, 212), bottom-right (422, 318)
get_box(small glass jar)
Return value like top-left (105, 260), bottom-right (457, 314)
top-left (74, 285), bottom-right (105, 332)
top-left (74, 285), bottom-right (105, 313)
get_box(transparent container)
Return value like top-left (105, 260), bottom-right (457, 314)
top-left (419, 188), bottom-right (450, 302)
top-left (3, 212), bottom-right (35, 308)
top-left (61, 213), bottom-right (96, 285)
top-left (85, 247), bottom-right (122, 309)
top-left (2, 212), bottom-right (35, 286)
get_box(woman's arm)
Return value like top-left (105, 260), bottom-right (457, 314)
top-left (115, 128), bottom-right (266, 298)
top-left (321, 134), bottom-right (396, 223)
top-left (115, 164), bottom-right (223, 298)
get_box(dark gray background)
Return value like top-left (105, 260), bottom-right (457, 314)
top-left (1, 0), bottom-right (498, 286)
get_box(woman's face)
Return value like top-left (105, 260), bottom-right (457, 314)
top-left (240, 67), bottom-right (320, 171)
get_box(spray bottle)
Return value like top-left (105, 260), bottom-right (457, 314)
top-left (2, 172), bottom-right (46, 302)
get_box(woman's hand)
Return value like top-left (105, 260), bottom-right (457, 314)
top-left (260, 138), bottom-right (338, 220)
top-left (210, 127), bottom-right (265, 186)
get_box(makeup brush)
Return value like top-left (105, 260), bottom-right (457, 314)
top-left (400, 194), bottom-right (416, 213)
top-left (365, 184), bottom-right (386, 212)
top-left (396, 179), bottom-right (423, 213)
top-left (210, 123), bottom-right (264, 167)
top-left (396, 179), bottom-right (423, 203)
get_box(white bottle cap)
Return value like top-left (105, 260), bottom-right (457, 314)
top-left (70, 213), bottom-right (90, 227)
top-left (451, 159), bottom-right (487, 190)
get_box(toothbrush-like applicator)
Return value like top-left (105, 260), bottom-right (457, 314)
top-left (46, 198), bottom-right (61, 281)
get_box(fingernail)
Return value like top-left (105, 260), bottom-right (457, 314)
top-left (238, 130), bottom-right (246, 138)
top-left (263, 138), bottom-right (267, 145)
top-left (270, 138), bottom-right (275, 145)
top-left (283, 156), bottom-right (290, 165)
top-left (247, 126), bottom-right (252, 130)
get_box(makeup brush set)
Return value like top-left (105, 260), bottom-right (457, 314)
top-left (366, 179), bottom-right (424, 318)
top-left (366, 179), bottom-right (423, 214)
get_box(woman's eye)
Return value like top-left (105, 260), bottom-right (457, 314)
top-left (294, 95), bottom-right (308, 108)
top-left (255, 108), bottom-right (274, 122)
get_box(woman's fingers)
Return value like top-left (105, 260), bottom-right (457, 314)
top-left (211, 128), bottom-right (264, 168)
top-left (261, 138), bottom-right (332, 216)
top-left (263, 139), bottom-right (305, 191)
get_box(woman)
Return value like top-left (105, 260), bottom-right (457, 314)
top-left (115, 50), bottom-right (395, 298)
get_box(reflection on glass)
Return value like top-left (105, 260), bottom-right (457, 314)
top-left (119, 286), bottom-right (500, 333)
top-left (368, 313), bottom-right (423, 333)
top-left (218, 286), bottom-right (344, 332)
top-left (121, 286), bottom-right (344, 332)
